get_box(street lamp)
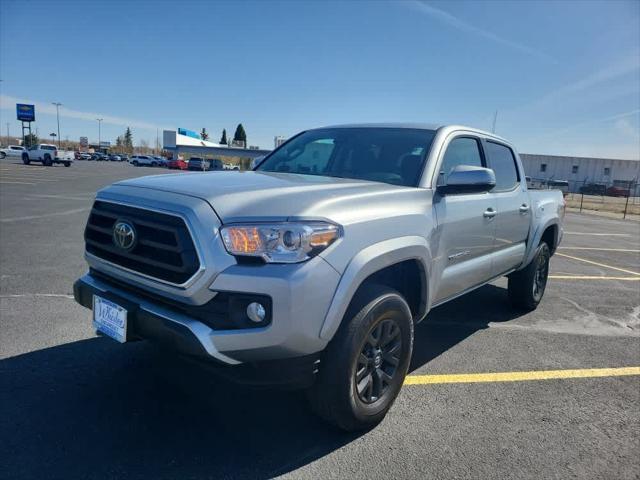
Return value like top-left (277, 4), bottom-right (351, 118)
top-left (96, 118), bottom-right (103, 150)
top-left (52, 102), bottom-right (62, 148)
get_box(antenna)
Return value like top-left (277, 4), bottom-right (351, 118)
top-left (491, 110), bottom-right (498, 133)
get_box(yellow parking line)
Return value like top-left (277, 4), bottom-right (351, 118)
top-left (556, 253), bottom-right (640, 276)
top-left (404, 367), bottom-right (640, 385)
top-left (549, 275), bottom-right (640, 281)
top-left (564, 232), bottom-right (630, 236)
top-left (559, 247), bottom-right (640, 253)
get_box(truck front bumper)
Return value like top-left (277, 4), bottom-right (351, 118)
top-left (73, 255), bottom-right (341, 367)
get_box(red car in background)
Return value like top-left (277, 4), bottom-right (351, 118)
top-left (606, 186), bottom-right (630, 197)
top-left (167, 158), bottom-right (187, 170)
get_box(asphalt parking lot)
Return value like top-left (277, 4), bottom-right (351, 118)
top-left (1, 159), bottom-right (639, 479)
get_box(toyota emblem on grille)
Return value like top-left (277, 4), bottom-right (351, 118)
top-left (112, 220), bottom-right (136, 251)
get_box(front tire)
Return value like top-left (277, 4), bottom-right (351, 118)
top-left (22, 154), bottom-right (30, 165)
top-left (0, 152), bottom-right (6, 159)
top-left (307, 285), bottom-right (413, 431)
top-left (508, 242), bottom-right (550, 311)
top-left (132, 160), bottom-right (138, 166)
top-left (63, 161), bottom-right (71, 167)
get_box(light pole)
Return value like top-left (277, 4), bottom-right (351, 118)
top-left (52, 102), bottom-right (62, 148)
top-left (96, 118), bottom-right (103, 151)
top-left (5, 123), bottom-right (9, 142)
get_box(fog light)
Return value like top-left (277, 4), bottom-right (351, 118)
top-left (246, 302), bottom-right (266, 323)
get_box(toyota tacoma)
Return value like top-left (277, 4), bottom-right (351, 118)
top-left (74, 124), bottom-right (564, 431)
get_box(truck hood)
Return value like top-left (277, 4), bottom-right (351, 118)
top-left (114, 171), bottom-right (413, 222)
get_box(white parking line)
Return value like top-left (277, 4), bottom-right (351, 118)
top-left (556, 253), bottom-right (640, 276)
top-left (0, 181), bottom-right (36, 185)
top-left (559, 247), bottom-right (640, 253)
top-left (0, 207), bottom-right (90, 223)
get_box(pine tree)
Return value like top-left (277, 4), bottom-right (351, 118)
top-left (233, 124), bottom-right (246, 146)
top-left (23, 133), bottom-right (38, 147)
top-left (220, 129), bottom-right (228, 145)
top-left (124, 127), bottom-right (133, 152)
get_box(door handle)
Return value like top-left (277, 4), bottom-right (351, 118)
top-left (519, 204), bottom-right (530, 214)
top-left (483, 208), bottom-right (497, 219)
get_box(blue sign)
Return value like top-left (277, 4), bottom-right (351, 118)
top-left (16, 104), bottom-right (35, 122)
top-left (178, 128), bottom-right (201, 140)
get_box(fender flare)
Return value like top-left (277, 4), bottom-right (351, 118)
top-left (520, 218), bottom-right (559, 269)
top-left (319, 235), bottom-right (431, 341)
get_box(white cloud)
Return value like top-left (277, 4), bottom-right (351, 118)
top-left (407, 0), bottom-right (556, 63)
top-left (0, 94), bottom-right (167, 131)
top-left (614, 116), bottom-right (639, 140)
top-left (533, 55), bottom-right (640, 107)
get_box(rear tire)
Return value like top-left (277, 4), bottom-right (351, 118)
top-left (508, 242), bottom-right (550, 311)
top-left (307, 285), bottom-right (413, 431)
top-left (22, 154), bottom-right (30, 165)
top-left (151, 161), bottom-right (158, 167)
top-left (43, 154), bottom-right (52, 166)
top-left (64, 161), bottom-right (71, 167)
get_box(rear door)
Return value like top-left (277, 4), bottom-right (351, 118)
top-left (432, 135), bottom-right (498, 303)
top-left (483, 141), bottom-right (530, 276)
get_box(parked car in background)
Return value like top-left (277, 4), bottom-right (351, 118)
top-left (579, 183), bottom-right (607, 195)
top-left (0, 145), bottom-right (26, 159)
top-left (187, 157), bottom-right (208, 171)
top-left (129, 155), bottom-right (158, 167)
top-left (152, 156), bottom-right (168, 167)
top-left (119, 154), bottom-right (129, 162)
top-left (109, 154), bottom-right (121, 162)
top-left (547, 180), bottom-right (569, 196)
top-left (209, 158), bottom-right (224, 171)
top-left (606, 186), bottom-right (630, 197)
top-left (22, 144), bottom-right (72, 167)
top-left (78, 152), bottom-right (92, 160)
top-left (167, 158), bottom-right (187, 170)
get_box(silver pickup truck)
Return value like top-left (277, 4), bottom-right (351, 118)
top-left (74, 124), bottom-right (564, 430)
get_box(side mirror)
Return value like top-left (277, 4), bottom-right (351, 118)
top-left (437, 165), bottom-right (496, 195)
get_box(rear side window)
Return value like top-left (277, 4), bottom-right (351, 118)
top-left (42, 145), bottom-right (56, 150)
top-left (439, 137), bottom-right (483, 183)
top-left (485, 141), bottom-right (519, 191)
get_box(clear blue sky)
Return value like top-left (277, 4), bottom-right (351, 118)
top-left (1, 0), bottom-right (638, 158)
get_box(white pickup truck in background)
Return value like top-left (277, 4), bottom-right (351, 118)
top-left (22, 144), bottom-right (73, 167)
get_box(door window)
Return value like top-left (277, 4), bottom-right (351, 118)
top-left (438, 137), bottom-right (483, 184)
top-left (485, 141), bottom-right (519, 191)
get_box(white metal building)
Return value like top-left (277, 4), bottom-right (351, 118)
top-left (520, 154), bottom-right (639, 192)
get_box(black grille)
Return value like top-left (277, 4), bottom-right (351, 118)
top-left (85, 201), bottom-right (200, 284)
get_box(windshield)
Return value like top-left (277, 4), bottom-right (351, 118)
top-left (257, 127), bottom-right (436, 187)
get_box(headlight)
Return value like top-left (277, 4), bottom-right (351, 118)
top-left (220, 222), bottom-right (340, 263)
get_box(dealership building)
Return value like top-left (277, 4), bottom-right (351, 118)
top-left (163, 129), bottom-right (270, 161)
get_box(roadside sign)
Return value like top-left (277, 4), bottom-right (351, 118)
top-left (99, 141), bottom-right (111, 147)
top-left (80, 136), bottom-right (88, 147)
top-left (16, 104), bottom-right (35, 122)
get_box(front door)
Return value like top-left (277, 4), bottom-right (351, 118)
top-left (432, 136), bottom-right (498, 304)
